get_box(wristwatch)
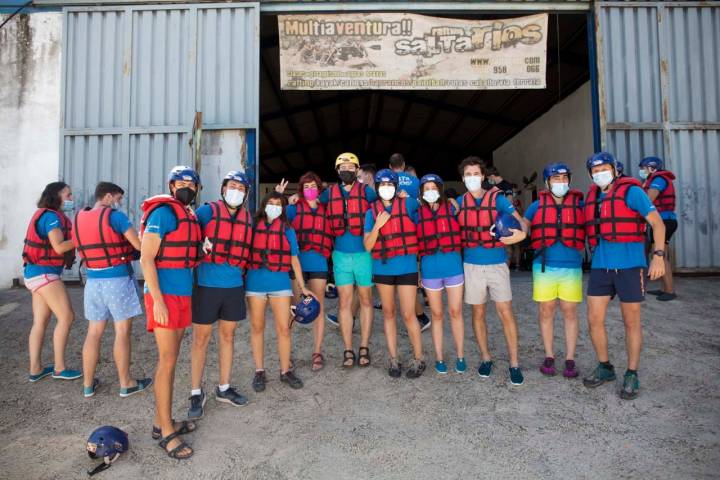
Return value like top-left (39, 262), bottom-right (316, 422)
top-left (653, 250), bottom-right (665, 257)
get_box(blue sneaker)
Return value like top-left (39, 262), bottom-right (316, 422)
top-left (477, 361), bottom-right (493, 378)
top-left (52, 369), bottom-right (82, 380)
top-left (325, 313), bottom-right (339, 327)
top-left (188, 390), bottom-right (207, 420)
top-left (29, 365), bottom-right (54, 383)
top-left (455, 358), bottom-right (467, 374)
top-left (120, 378), bottom-right (153, 398)
top-left (215, 386), bottom-right (249, 406)
top-left (509, 367), bottom-right (524, 385)
top-left (435, 361), bottom-right (448, 374)
top-left (83, 378), bottom-right (100, 398)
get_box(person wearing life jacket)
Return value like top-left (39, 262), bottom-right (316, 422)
top-left (363, 169), bottom-right (425, 379)
top-left (417, 174), bottom-right (466, 375)
top-left (140, 166), bottom-right (203, 460)
top-left (285, 171), bottom-right (333, 372)
top-left (583, 152), bottom-right (666, 401)
top-left (318, 153), bottom-right (377, 368)
top-left (23, 182), bottom-right (80, 383)
top-left (187, 171), bottom-right (253, 420)
top-left (456, 156), bottom-right (527, 386)
top-left (246, 191), bottom-right (315, 392)
top-left (520, 163), bottom-right (585, 380)
top-left (639, 156), bottom-right (678, 301)
top-left (73, 182), bottom-right (151, 399)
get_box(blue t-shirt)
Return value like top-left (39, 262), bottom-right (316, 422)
top-left (397, 172), bottom-right (420, 199)
top-left (364, 198), bottom-right (419, 276)
top-left (142, 205), bottom-right (194, 296)
top-left (85, 210), bottom-right (136, 279)
top-left (246, 226), bottom-right (300, 292)
top-left (319, 184), bottom-right (377, 253)
top-left (456, 193), bottom-right (516, 265)
top-left (591, 186), bottom-right (655, 270)
top-left (195, 203), bottom-right (245, 288)
top-left (524, 200), bottom-right (584, 269)
top-left (647, 176), bottom-right (677, 220)
top-left (286, 205), bottom-right (328, 273)
top-left (418, 203), bottom-right (463, 279)
top-left (23, 210), bottom-right (65, 278)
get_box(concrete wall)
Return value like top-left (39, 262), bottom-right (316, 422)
top-left (493, 82), bottom-right (594, 209)
top-left (0, 13), bottom-right (63, 287)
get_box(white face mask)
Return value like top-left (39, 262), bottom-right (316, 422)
top-left (423, 190), bottom-right (440, 204)
top-left (224, 188), bottom-right (245, 207)
top-left (550, 183), bottom-right (570, 197)
top-left (639, 169), bottom-right (649, 180)
top-left (378, 185), bottom-right (396, 201)
top-left (265, 204), bottom-right (282, 221)
top-left (464, 176), bottom-right (483, 192)
top-left (62, 199), bottom-right (74, 211)
top-left (592, 170), bottom-right (614, 188)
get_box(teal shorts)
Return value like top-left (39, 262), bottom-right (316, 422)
top-left (332, 251), bottom-right (373, 288)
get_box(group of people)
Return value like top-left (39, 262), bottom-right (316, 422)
top-left (21, 150), bottom-right (677, 459)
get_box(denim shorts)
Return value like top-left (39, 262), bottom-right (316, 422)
top-left (84, 275), bottom-right (143, 321)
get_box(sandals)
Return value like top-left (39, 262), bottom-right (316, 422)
top-left (158, 431), bottom-right (193, 460)
top-left (342, 349), bottom-right (356, 368)
top-left (151, 420), bottom-right (197, 440)
top-left (311, 352), bottom-right (325, 372)
top-left (358, 347), bottom-right (371, 367)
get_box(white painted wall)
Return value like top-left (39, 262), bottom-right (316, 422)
top-left (0, 13), bottom-right (63, 287)
top-left (493, 81), bottom-right (594, 209)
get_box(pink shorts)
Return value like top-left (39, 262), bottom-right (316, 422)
top-left (24, 274), bottom-right (61, 292)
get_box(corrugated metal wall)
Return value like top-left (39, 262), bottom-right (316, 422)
top-left (596, 2), bottom-right (720, 270)
top-left (61, 3), bottom-right (259, 228)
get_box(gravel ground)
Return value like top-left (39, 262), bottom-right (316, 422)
top-left (0, 273), bottom-right (718, 479)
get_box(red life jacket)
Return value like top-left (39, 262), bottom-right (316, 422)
top-left (291, 199), bottom-right (333, 258)
top-left (370, 198), bottom-right (418, 262)
top-left (325, 182), bottom-right (368, 237)
top-left (72, 207), bottom-right (136, 269)
top-left (140, 195), bottom-right (202, 268)
top-left (530, 190), bottom-right (586, 251)
top-left (457, 188), bottom-right (503, 249)
top-left (416, 202), bottom-right (462, 257)
top-left (584, 177), bottom-right (647, 246)
top-left (249, 218), bottom-right (292, 272)
top-left (22, 208), bottom-right (74, 267)
top-left (642, 170), bottom-right (676, 213)
top-left (201, 201), bottom-right (253, 268)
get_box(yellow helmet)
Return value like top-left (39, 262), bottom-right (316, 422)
top-left (335, 152), bottom-right (360, 168)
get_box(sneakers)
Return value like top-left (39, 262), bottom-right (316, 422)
top-left (83, 378), bottom-right (100, 398)
top-left (583, 363), bottom-right (617, 388)
top-left (620, 371), bottom-right (640, 400)
top-left (657, 292), bottom-right (677, 301)
top-left (647, 289), bottom-right (663, 296)
top-left (455, 358), bottom-right (467, 374)
top-left (540, 357), bottom-right (557, 376)
top-left (187, 390), bottom-right (207, 420)
top-left (325, 314), bottom-right (339, 327)
top-left (374, 299), bottom-right (383, 310)
top-left (280, 371), bottom-right (304, 389)
top-left (509, 367), bottom-right (524, 385)
top-left (119, 378), bottom-right (153, 398)
top-left (417, 313), bottom-right (431, 332)
top-left (435, 360), bottom-right (448, 375)
top-left (252, 370), bottom-right (267, 393)
top-left (388, 358), bottom-right (402, 378)
top-left (563, 360), bottom-right (579, 378)
top-left (29, 365), bottom-right (54, 383)
top-left (477, 360), bottom-right (493, 378)
top-left (406, 359), bottom-right (427, 379)
top-left (52, 369), bottom-right (82, 380)
top-left (216, 386), bottom-right (249, 406)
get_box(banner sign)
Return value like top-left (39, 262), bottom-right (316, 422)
top-left (278, 13), bottom-right (548, 90)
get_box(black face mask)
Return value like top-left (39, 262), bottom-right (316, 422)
top-left (338, 171), bottom-right (356, 185)
top-left (174, 187), bottom-right (196, 205)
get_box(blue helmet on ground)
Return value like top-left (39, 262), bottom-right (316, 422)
top-left (586, 152), bottom-right (617, 172)
top-left (223, 170), bottom-right (250, 187)
top-left (543, 162), bottom-right (571, 182)
top-left (86, 426), bottom-right (128, 474)
top-left (639, 156), bottom-right (663, 170)
top-left (493, 213), bottom-right (521, 238)
top-left (325, 283), bottom-right (338, 299)
top-left (419, 173), bottom-right (443, 187)
top-left (616, 161), bottom-right (625, 174)
top-left (374, 168), bottom-right (398, 185)
top-left (168, 165), bottom-right (201, 186)
top-left (294, 295), bottom-right (320, 324)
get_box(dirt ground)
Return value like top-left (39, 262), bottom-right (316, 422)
top-left (0, 273), bottom-right (718, 479)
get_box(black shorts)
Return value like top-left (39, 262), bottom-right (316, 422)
top-left (192, 286), bottom-right (246, 324)
top-left (661, 219), bottom-right (678, 244)
top-left (587, 268), bottom-right (645, 303)
top-left (373, 272), bottom-right (418, 286)
top-left (289, 270), bottom-right (329, 281)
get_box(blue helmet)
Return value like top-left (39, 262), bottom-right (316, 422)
top-left (586, 152), bottom-right (617, 172)
top-left (223, 170), bottom-right (250, 187)
top-left (543, 162), bottom-right (571, 182)
top-left (616, 161), bottom-right (625, 174)
top-left (374, 168), bottom-right (398, 185)
top-left (639, 156), bottom-right (663, 170)
top-left (87, 426), bottom-right (129, 463)
top-left (420, 173), bottom-right (443, 187)
top-left (493, 213), bottom-right (521, 238)
top-left (294, 295), bottom-right (320, 324)
top-left (167, 165), bottom-right (201, 185)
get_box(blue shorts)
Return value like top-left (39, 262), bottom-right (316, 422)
top-left (84, 276), bottom-right (143, 321)
top-left (587, 268), bottom-right (645, 303)
top-left (421, 273), bottom-right (464, 291)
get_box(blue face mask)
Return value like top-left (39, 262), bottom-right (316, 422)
top-left (62, 200), bottom-right (74, 211)
top-left (639, 169), bottom-right (649, 180)
top-left (550, 183), bottom-right (570, 197)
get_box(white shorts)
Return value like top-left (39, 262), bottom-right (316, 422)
top-left (463, 263), bottom-right (512, 305)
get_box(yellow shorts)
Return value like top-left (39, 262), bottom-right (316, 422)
top-left (532, 264), bottom-right (583, 303)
